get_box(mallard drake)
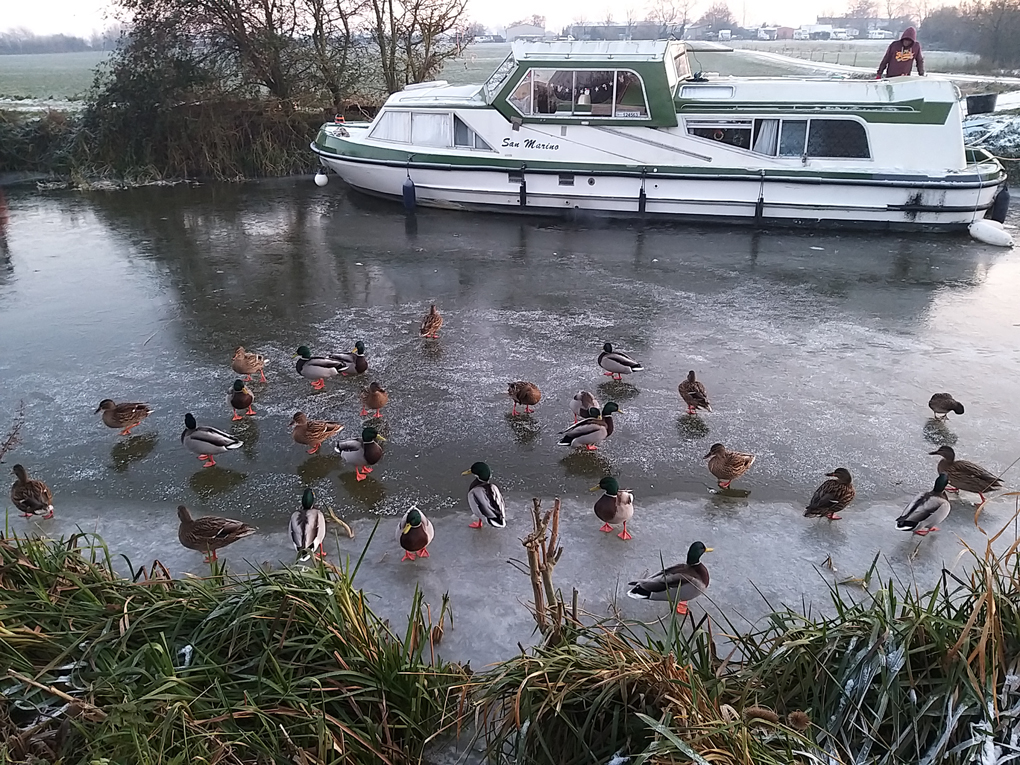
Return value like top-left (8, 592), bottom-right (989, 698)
top-left (804, 468), bottom-right (856, 520)
top-left (462, 461), bottom-right (506, 529)
top-left (896, 473), bottom-right (951, 536)
top-left (627, 541), bottom-right (712, 614)
top-left (705, 443), bottom-right (755, 489)
top-left (232, 346), bottom-right (267, 382)
top-left (95, 399), bottom-right (152, 436)
top-left (334, 427), bottom-right (385, 480)
top-left (557, 402), bottom-right (620, 451)
top-left (331, 341), bottom-right (369, 376)
top-left (295, 346), bottom-right (346, 390)
top-left (180, 413), bottom-right (243, 467)
top-left (598, 343), bottom-right (643, 381)
top-left (228, 380), bottom-right (256, 421)
top-left (570, 390), bottom-right (600, 424)
top-left (177, 504), bottom-right (256, 563)
top-left (678, 371), bottom-right (712, 415)
top-left (397, 507), bottom-right (435, 561)
top-left (360, 382), bottom-right (388, 418)
top-left (507, 381), bottom-right (541, 415)
top-left (929, 446), bottom-right (1002, 504)
top-left (291, 412), bottom-right (344, 454)
top-left (10, 464), bottom-right (54, 519)
top-left (420, 304), bottom-right (443, 339)
top-left (290, 487), bottom-right (327, 561)
top-left (591, 475), bottom-right (634, 540)
top-left (928, 393), bottom-right (964, 419)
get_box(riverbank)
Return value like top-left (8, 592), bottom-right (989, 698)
top-left (3, 519), bottom-right (1020, 764)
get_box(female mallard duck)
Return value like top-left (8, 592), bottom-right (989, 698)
top-left (397, 507), bottom-right (435, 561)
top-left (678, 371), bottom-right (712, 415)
top-left (896, 473), bottom-right (951, 536)
top-left (598, 343), bottom-right (643, 381)
top-left (360, 381), bottom-right (388, 418)
top-left (334, 427), bottom-right (385, 480)
top-left (627, 542), bottom-right (712, 614)
top-left (558, 402), bottom-right (620, 451)
top-left (232, 346), bottom-right (267, 382)
top-left (804, 468), bottom-right (856, 520)
top-left (180, 413), bottom-right (243, 467)
top-left (570, 390), bottom-right (600, 424)
top-left (420, 304), bottom-right (443, 339)
top-left (291, 412), bottom-right (344, 454)
top-left (177, 504), bottom-right (256, 563)
top-left (507, 381), bottom-right (541, 415)
top-left (331, 341), bottom-right (369, 376)
top-left (228, 380), bottom-right (256, 421)
top-left (929, 446), bottom-right (1002, 504)
top-left (10, 464), bottom-right (54, 519)
top-left (290, 488), bottom-right (327, 561)
top-left (705, 443), bottom-right (755, 489)
top-left (95, 399), bottom-right (152, 436)
top-left (591, 475), bottom-right (634, 540)
top-left (928, 393), bottom-right (964, 420)
top-left (462, 461), bottom-right (506, 529)
top-left (295, 346), bottom-right (347, 390)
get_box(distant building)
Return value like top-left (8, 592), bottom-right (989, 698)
top-left (776, 26), bottom-right (795, 39)
top-left (505, 24), bottom-right (547, 41)
top-left (683, 23), bottom-right (712, 40)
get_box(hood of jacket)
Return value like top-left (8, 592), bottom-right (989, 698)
top-left (900, 26), bottom-right (917, 42)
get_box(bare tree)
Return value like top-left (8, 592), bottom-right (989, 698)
top-left (304, 0), bottom-right (363, 112)
top-left (847, 0), bottom-right (879, 17)
top-left (369, 0), bottom-right (471, 93)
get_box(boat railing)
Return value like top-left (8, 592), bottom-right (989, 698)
top-left (483, 53), bottom-right (517, 102)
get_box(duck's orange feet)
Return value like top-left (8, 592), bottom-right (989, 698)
top-left (719, 480), bottom-right (732, 489)
top-left (307, 445), bottom-right (320, 454)
top-left (362, 466), bottom-right (373, 473)
top-left (20, 512), bottom-right (34, 518)
top-left (244, 374), bottom-right (252, 381)
top-left (231, 412), bottom-right (243, 421)
top-left (401, 551), bottom-right (416, 561)
top-left (246, 406), bottom-right (256, 415)
top-left (675, 601), bottom-right (689, 615)
top-left (511, 404), bottom-right (518, 416)
top-left (203, 459), bottom-right (217, 467)
top-left (119, 427), bottom-right (135, 436)
top-left (599, 523), bottom-right (613, 532)
top-left (259, 371), bottom-right (267, 382)
top-left (946, 486), bottom-right (960, 492)
top-left (827, 513), bottom-right (843, 521)
top-left (618, 524), bottom-right (632, 541)
top-left (316, 546), bottom-right (327, 558)
top-left (374, 410), bottom-right (382, 418)
top-left (418, 548), bottom-right (429, 558)
top-left (525, 405), bottom-right (533, 413)
top-left (468, 519), bottom-right (483, 529)
top-left (361, 408), bottom-right (368, 416)
top-left (603, 371), bottom-right (614, 377)
top-left (355, 470), bottom-right (366, 481)
top-left (585, 444), bottom-right (598, 451)
top-left (311, 380), bottom-right (325, 390)
top-left (914, 528), bottom-right (930, 536)
top-left (573, 415), bottom-right (578, 423)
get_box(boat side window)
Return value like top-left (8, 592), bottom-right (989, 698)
top-left (453, 115), bottom-right (493, 151)
top-left (807, 119), bottom-right (870, 158)
top-left (685, 119), bottom-right (752, 149)
top-left (779, 120), bottom-right (807, 156)
top-left (506, 68), bottom-right (648, 119)
top-left (410, 112), bottom-right (451, 148)
top-left (370, 110), bottom-right (411, 143)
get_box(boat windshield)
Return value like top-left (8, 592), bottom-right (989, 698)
top-left (484, 52), bottom-right (517, 102)
top-left (506, 68), bottom-right (650, 119)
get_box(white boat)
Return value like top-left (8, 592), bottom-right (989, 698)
top-left (311, 40), bottom-right (1009, 231)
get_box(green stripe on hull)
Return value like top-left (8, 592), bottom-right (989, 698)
top-left (673, 98), bottom-right (954, 125)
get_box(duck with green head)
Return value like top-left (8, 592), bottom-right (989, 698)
top-left (334, 427), bottom-right (385, 480)
top-left (331, 341), bottom-right (369, 376)
top-left (294, 346), bottom-right (347, 390)
top-left (397, 507), bottom-right (435, 561)
top-left (180, 413), bottom-right (243, 467)
top-left (896, 473), bottom-right (951, 536)
top-left (627, 541), bottom-right (712, 614)
top-left (598, 342), bottom-right (643, 381)
top-left (557, 402), bottom-right (620, 450)
top-left (463, 461), bottom-right (506, 529)
top-left (228, 379), bottom-right (256, 421)
top-left (591, 476), bottom-right (634, 540)
top-left (290, 488), bottom-right (327, 561)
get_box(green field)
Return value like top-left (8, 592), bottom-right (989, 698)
top-left (730, 39), bottom-right (981, 72)
top-left (0, 51), bottom-right (109, 100)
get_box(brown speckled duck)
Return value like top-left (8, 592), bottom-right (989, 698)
top-left (705, 443), bottom-right (755, 489)
top-left (95, 399), bottom-right (152, 436)
top-left (678, 371), bottom-right (712, 415)
top-left (420, 304), bottom-right (443, 339)
top-left (507, 381), bottom-right (541, 415)
top-left (360, 382), bottom-right (388, 418)
top-left (10, 464), bottom-right (54, 519)
top-left (290, 412), bottom-right (344, 454)
top-left (804, 468), bottom-right (856, 520)
top-left (232, 347), bottom-right (267, 382)
top-left (929, 446), bottom-right (1002, 504)
top-left (177, 505), bottom-right (256, 563)
top-left (928, 393), bottom-right (964, 420)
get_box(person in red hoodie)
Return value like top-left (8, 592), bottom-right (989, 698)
top-left (877, 26), bottom-right (925, 78)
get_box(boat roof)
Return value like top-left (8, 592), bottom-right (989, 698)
top-left (510, 39), bottom-right (680, 63)
top-left (386, 81), bottom-right (485, 107)
top-left (676, 75), bottom-right (960, 104)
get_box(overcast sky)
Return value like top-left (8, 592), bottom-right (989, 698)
top-left (4, 0), bottom-right (844, 38)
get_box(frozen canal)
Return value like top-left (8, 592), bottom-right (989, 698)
top-left (1, 179), bottom-right (1019, 666)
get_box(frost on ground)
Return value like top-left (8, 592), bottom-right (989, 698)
top-left (965, 111), bottom-right (1020, 158)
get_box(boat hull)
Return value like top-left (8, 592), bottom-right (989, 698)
top-left (314, 150), bottom-right (1002, 231)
